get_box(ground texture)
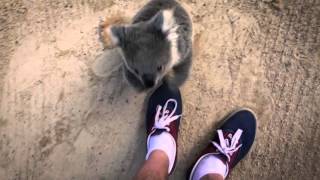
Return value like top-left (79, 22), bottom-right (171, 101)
top-left (0, 0), bottom-right (319, 179)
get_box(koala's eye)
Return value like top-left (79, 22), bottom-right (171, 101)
top-left (157, 65), bottom-right (163, 72)
top-left (134, 68), bottom-right (139, 75)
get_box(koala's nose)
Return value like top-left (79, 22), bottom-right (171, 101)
top-left (142, 74), bottom-right (155, 88)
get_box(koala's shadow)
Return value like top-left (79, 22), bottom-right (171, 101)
top-left (89, 49), bottom-right (159, 178)
top-left (91, 48), bottom-right (157, 103)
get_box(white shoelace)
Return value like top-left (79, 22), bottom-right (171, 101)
top-left (152, 99), bottom-right (181, 132)
top-left (212, 129), bottom-right (243, 162)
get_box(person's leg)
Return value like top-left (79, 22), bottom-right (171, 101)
top-left (188, 108), bottom-right (257, 180)
top-left (135, 83), bottom-right (183, 180)
top-left (134, 150), bottom-right (169, 180)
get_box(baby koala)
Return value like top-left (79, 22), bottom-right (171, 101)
top-left (99, 0), bottom-right (192, 91)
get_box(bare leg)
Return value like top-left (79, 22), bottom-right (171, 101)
top-left (134, 150), bottom-right (169, 180)
top-left (200, 174), bottom-right (224, 180)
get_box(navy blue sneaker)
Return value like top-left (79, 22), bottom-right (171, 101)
top-left (145, 83), bottom-right (182, 174)
top-left (188, 108), bottom-right (257, 179)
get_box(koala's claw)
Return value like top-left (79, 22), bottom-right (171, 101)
top-left (99, 16), bottom-right (105, 25)
top-left (98, 17), bottom-right (107, 48)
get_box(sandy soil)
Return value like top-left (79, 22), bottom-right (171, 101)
top-left (0, 0), bottom-right (319, 179)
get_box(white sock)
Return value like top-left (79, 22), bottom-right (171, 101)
top-left (146, 131), bottom-right (176, 173)
top-left (192, 155), bottom-right (227, 180)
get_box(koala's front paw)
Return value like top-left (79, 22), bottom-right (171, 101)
top-left (98, 17), bottom-right (107, 47)
top-left (123, 67), bottom-right (145, 91)
top-left (98, 14), bottom-right (129, 49)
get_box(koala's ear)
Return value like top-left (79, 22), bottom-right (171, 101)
top-left (149, 9), bottom-right (176, 35)
top-left (108, 26), bottom-right (126, 46)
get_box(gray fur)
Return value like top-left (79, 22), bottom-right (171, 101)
top-left (111, 0), bottom-right (192, 91)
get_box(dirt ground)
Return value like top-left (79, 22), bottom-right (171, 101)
top-left (0, 0), bottom-right (319, 179)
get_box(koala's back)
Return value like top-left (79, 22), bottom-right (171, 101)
top-left (132, 0), bottom-right (179, 23)
top-left (132, 0), bottom-right (192, 34)
top-left (132, 0), bottom-right (192, 61)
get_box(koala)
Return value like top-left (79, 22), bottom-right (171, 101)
top-left (100, 0), bottom-right (192, 91)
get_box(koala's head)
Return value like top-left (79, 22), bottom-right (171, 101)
top-left (107, 10), bottom-right (179, 88)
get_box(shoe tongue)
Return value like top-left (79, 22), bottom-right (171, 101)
top-left (223, 131), bottom-right (235, 141)
top-left (213, 129), bottom-right (235, 143)
top-left (163, 101), bottom-right (176, 113)
top-left (213, 130), bottom-right (241, 165)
